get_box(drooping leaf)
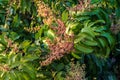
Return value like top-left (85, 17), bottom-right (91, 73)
top-left (75, 43), bottom-right (94, 54)
top-left (71, 52), bottom-right (81, 59)
top-left (101, 32), bottom-right (115, 48)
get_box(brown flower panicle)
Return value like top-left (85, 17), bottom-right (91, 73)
top-left (40, 19), bottom-right (74, 66)
top-left (35, 0), bottom-right (56, 26)
top-left (70, 0), bottom-right (91, 12)
top-left (34, 1), bottom-right (74, 66)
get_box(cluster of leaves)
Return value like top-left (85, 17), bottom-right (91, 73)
top-left (64, 0), bottom-right (120, 79)
top-left (0, 0), bottom-right (120, 80)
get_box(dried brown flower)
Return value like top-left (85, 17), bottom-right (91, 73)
top-left (40, 19), bottom-right (74, 66)
top-left (70, 0), bottom-right (91, 12)
top-left (35, 0), bottom-right (56, 26)
top-left (34, 1), bottom-right (74, 66)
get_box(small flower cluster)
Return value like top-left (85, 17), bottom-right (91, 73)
top-left (33, 0), bottom-right (74, 66)
top-left (69, 0), bottom-right (91, 12)
top-left (51, 19), bottom-right (67, 37)
top-left (110, 19), bottom-right (120, 34)
top-left (40, 19), bottom-right (74, 66)
top-left (24, 26), bottom-right (40, 33)
top-left (35, 0), bottom-right (56, 26)
top-left (4, 37), bottom-right (19, 53)
top-left (0, 64), bottom-right (10, 72)
top-left (66, 62), bottom-right (86, 80)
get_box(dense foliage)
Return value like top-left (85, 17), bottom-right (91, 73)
top-left (0, 0), bottom-right (120, 80)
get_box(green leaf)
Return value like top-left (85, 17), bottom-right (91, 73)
top-left (105, 46), bottom-right (110, 58)
top-left (99, 8), bottom-right (110, 25)
top-left (91, 0), bottom-right (102, 4)
top-left (10, 61), bottom-right (21, 69)
top-left (75, 16), bottom-right (90, 21)
top-left (20, 0), bottom-right (27, 13)
top-left (0, 44), bottom-right (5, 53)
top-left (116, 7), bottom-right (120, 18)
top-left (97, 37), bottom-right (108, 48)
top-left (20, 40), bottom-right (31, 49)
top-left (23, 54), bottom-right (39, 62)
top-left (9, 70), bottom-right (18, 80)
top-left (66, 21), bottom-right (79, 31)
top-left (3, 72), bottom-right (10, 80)
top-left (91, 55), bottom-right (102, 72)
top-left (84, 20), bottom-right (91, 28)
top-left (74, 32), bottom-right (90, 44)
top-left (95, 26), bottom-right (107, 32)
top-left (82, 39), bottom-right (98, 46)
top-left (11, 15), bottom-right (20, 27)
top-left (101, 32), bottom-right (115, 48)
top-left (0, 0), bottom-right (8, 2)
top-left (10, 53), bottom-right (20, 63)
top-left (9, 72), bottom-right (16, 80)
top-left (0, 54), bottom-right (7, 63)
top-left (75, 43), bottom-right (94, 54)
top-left (81, 26), bottom-right (97, 38)
top-left (7, 53), bottom-right (16, 64)
top-left (0, 33), bottom-right (7, 46)
top-left (46, 29), bottom-right (55, 40)
top-left (56, 63), bottom-right (64, 71)
top-left (71, 52), bottom-right (81, 59)
top-left (88, 20), bottom-right (105, 27)
top-left (35, 27), bottom-right (43, 39)
top-left (22, 72), bottom-right (31, 80)
top-left (14, 71), bottom-right (24, 80)
top-left (54, 72), bottom-right (65, 80)
top-left (62, 10), bottom-right (68, 22)
top-left (9, 32), bottom-right (20, 41)
top-left (26, 0), bottom-right (31, 13)
top-left (22, 64), bottom-right (36, 79)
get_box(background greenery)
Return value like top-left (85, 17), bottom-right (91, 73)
top-left (0, 0), bottom-right (120, 80)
